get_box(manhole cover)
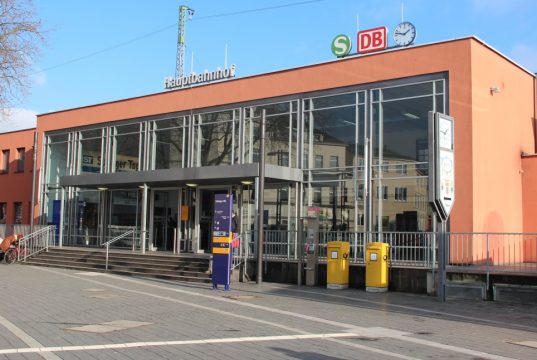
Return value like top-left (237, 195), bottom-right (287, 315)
top-left (68, 320), bottom-right (152, 333)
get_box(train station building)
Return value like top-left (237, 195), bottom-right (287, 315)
top-left (1, 36), bottom-right (536, 271)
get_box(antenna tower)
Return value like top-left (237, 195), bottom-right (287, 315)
top-left (176, 5), bottom-right (194, 78)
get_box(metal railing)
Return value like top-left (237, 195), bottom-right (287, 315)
top-left (240, 230), bottom-right (537, 277)
top-left (243, 230), bottom-right (436, 269)
top-left (102, 229), bottom-right (136, 270)
top-left (231, 234), bottom-right (243, 270)
top-left (105, 225), bottom-right (140, 251)
top-left (17, 225), bottom-right (55, 262)
top-left (448, 232), bottom-right (537, 276)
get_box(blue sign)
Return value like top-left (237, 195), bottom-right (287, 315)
top-left (52, 200), bottom-right (61, 244)
top-left (212, 193), bottom-right (233, 290)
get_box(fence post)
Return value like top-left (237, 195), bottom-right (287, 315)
top-left (486, 234), bottom-right (490, 292)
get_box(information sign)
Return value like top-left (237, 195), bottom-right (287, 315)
top-left (211, 193), bottom-right (233, 290)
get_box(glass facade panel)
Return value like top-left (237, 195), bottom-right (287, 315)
top-left (265, 113), bottom-right (290, 166)
top-left (196, 110), bottom-right (235, 166)
top-left (114, 125), bottom-right (140, 172)
top-left (311, 105), bottom-right (356, 168)
top-left (155, 126), bottom-right (184, 169)
top-left (381, 96), bottom-right (433, 163)
top-left (382, 82), bottom-right (433, 100)
top-left (308, 180), bottom-right (355, 232)
top-left (79, 130), bottom-right (102, 174)
top-left (263, 184), bottom-right (295, 230)
top-left (372, 178), bottom-right (431, 232)
top-left (312, 93), bottom-right (355, 109)
top-left (47, 141), bottom-right (69, 185)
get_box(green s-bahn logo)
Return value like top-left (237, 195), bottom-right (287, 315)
top-left (331, 34), bottom-right (352, 57)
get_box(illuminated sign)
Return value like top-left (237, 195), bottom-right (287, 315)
top-left (357, 27), bottom-right (388, 54)
top-left (164, 65), bottom-right (236, 90)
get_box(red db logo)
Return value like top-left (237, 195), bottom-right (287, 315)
top-left (357, 27), bottom-right (388, 54)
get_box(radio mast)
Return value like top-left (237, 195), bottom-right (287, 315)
top-left (176, 5), bottom-right (194, 78)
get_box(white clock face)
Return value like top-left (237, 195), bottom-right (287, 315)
top-left (439, 118), bottom-right (453, 149)
top-left (394, 21), bottom-right (416, 46)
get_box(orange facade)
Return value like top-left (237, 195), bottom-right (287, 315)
top-left (0, 128), bottom-right (36, 224)
top-left (34, 37), bottom-right (536, 233)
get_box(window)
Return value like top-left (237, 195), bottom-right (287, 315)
top-left (1, 150), bottom-right (9, 173)
top-left (313, 187), bottom-right (321, 205)
top-left (14, 202), bottom-right (23, 224)
top-left (376, 186), bottom-right (388, 200)
top-left (396, 164), bottom-right (407, 174)
top-left (0, 202), bottom-right (6, 224)
top-left (395, 187), bottom-right (408, 202)
top-left (16, 148), bottom-right (25, 172)
top-left (315, 154), bottom-right (323, 168)
top-left (330, 156), bottom-right (339, 168)
top-left (278, 153), bottom-right (289, 166)
top-left (357, 184), bottom-right (364, 200)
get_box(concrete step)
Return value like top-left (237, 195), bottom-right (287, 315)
top-left (24, 261), bottom-right (211, 283)
top-left (46, 248), bottom-right (210, 263)
top-left (25, 258), bottom-right (210, 278)
top-left (24, 247), bottom-right (213, 284)
top-left (493, 283), bottom-right (537, 304)
top-left (33, 253), bottom-right (208, 270)
top-left (445, 281), bottom-right (487, 300)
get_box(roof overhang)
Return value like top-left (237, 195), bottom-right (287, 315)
top-left (59, 163), bottom-right (302, 189)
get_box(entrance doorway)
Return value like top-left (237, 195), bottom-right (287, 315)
top-left (198, 188), bottom-right (229, 253)
top-left (151, 189), bottom-right (178, 251)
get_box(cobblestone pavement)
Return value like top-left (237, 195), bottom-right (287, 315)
top-left (0, 264), bottom-right (536, 359)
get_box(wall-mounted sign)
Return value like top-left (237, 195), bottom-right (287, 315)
top-left (164, 64), bottom-right (236, 90)
top-left (331, 34), bottom-right (352, 57)
top-left (357, 26), bottom-right (388, 54)
top-left (428, 112), bottom-right (455, 221)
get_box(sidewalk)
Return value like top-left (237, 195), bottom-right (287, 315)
top-left (0, 264), bottom-right (535, 360)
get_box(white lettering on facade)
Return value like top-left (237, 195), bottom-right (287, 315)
top-left (163, 64), bottom-right (237, 90)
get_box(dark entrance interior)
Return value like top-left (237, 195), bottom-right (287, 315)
top-left (152, 190), bottom-right (178, 251)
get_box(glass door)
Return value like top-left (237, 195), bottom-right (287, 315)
top-left (151, 189), bottom-right (179, 251)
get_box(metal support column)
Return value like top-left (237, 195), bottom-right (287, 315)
top-left (256, 110), bottom-right (266, 284)
top-left (59, 187), bottom-right (65, 248)
top-left (438, 220), bottom-right (447, 303)
top-left (141, 184), bottom-right (148, 254)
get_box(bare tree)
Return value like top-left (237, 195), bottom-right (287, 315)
top-left (0, 0), bottom-right (44, 112)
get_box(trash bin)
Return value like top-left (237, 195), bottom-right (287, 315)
top-left (327, 241), bottom-right (350, 289)
top-left (365, 242), bottom-right (389, 292)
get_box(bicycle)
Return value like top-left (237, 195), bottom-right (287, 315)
top-left (4, 239), bottom-right (28, 264)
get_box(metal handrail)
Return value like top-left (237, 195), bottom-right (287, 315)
top-left (232, 233), bottom-right (243, 270)
top-left (17, 225), bottom-right (55, 262)
top-left (103, 229), bottom-right (135, 270)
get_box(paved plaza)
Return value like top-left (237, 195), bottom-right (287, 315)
top-left (0, 264), bottom-right (536, 359)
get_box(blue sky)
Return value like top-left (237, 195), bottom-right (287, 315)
top-left (3, 0), bottom-right (537, 131)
